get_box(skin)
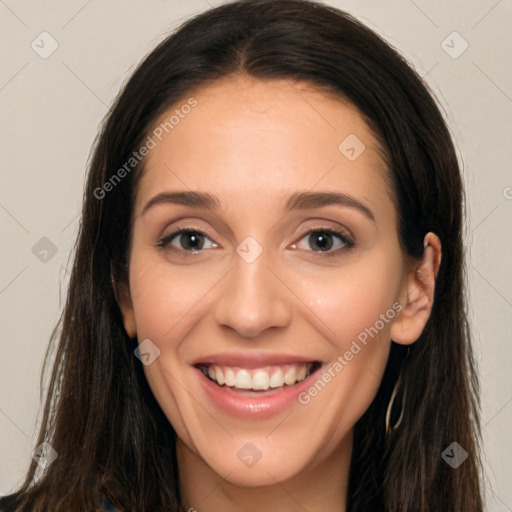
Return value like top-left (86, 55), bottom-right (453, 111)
top-left (117, 74), bottom-right (441, 512)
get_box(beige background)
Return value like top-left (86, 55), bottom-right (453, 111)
top-left (0, 0), bottom-right (511, 509)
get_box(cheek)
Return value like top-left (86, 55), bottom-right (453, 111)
top-left (294, 253), bottom-right (402, 409)
top-left (127, 255), bottom-right (220, 434)
top-left (128, 256), bottom-right (214, 340)
top-left (301, 254), bottom-right (403, 348)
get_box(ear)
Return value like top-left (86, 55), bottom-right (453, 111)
top-left (111, 263), bottom-right (137, 338)
top-left (390, 232), bottom-right (442, 345)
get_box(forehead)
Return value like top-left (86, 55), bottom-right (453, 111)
top-left (135, 75), bottom-right (393, 220)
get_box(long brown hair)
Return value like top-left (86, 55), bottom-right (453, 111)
top-left (1, 1), bottom-right (482, 510)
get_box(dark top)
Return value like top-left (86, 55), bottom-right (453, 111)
top-left (97, 488), bottom-right (124, 511)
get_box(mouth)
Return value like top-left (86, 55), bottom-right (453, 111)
top-left (195, 361), bottom-right (322, 394)
top-left (191, 353), bottom-right (324, 418)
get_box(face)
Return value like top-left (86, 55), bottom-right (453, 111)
top-left (118, 74), bottom-right (426, 487)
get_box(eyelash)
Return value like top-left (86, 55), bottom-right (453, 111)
top-left (157, 226), bottom-right (355, 257)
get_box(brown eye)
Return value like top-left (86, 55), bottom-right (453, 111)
top-left (178, 231), bottom-right (205, 250)
top-left (159, 229), bottom-right (218, 251)
top-left (293, 229), bottom-right (354, 254)
top-left (308, 231), bottom-right (334, 251)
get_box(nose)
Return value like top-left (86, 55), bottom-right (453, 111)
top-left (213, 250), bottom-right (292, 339)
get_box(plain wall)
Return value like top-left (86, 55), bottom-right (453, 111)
top-left (0, 0), bottom-right (511, 509)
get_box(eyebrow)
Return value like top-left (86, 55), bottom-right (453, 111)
top-left (141, 190), bottom-right (375, 221)
top-left (141, 191), bottom-right (220, 215)
top-left (286, 191), bottom-right (375, 221)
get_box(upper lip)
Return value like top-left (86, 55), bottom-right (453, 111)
top-left (192, 352), bottom-right (321, 369)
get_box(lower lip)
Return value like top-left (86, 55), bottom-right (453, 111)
top-left (194, 365), bottom-right (321, 420)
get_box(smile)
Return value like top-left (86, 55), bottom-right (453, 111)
top-left (193, 357), bottom-right (323, 418)
top-left (197, 362), bottom-right (319, 391)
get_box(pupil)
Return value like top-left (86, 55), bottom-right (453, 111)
top-left (310, 231), bottom-right (332, 251)
top-left (181, 232), bottom-right (203, 250)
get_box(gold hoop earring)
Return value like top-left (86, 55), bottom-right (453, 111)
top-left (385, 345), bottom-right (410, 435)
top-left (385, 374), bottom-right (406, 434)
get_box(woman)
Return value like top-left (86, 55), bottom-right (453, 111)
top-left (0, 0), bottom-right (483, 510)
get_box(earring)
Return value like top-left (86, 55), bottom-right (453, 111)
top-left (385, 347), bottom-right (410, 435)
top-left (385, 375), bottom-right (406, 434)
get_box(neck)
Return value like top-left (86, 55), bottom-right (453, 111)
top-left (177, 430), bottom-right (353, 512)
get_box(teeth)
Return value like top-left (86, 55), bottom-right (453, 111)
top-left (224, 367), bottom-right (236, 387)
top-left (269, 368), bottom-right (284, 388)
top-left (296, 365), bottom-right (307, 381)
top-left (252, 371), bottom-right (270, 390)
top-left (202, 363), bottom-right (314, 391)
top-left (283, 367), bottom-right (297, 385)
top-left (235, 370), bottom-right (252, 389)
top-left (215, 366), bottom-right (225, 386)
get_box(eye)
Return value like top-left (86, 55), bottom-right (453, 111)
top-left (158, 229), bottom-right (218, 252)
top-left (291, 229), bottom-right (354, 254)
